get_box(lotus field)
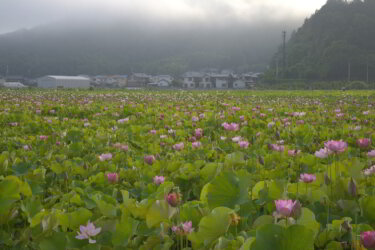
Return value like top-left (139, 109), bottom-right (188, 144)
top-left (3, 90), bottom-right (375, 250)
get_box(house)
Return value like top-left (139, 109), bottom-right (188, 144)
top-left (127, 73), bottom-right (151, 87)
top-left (199, 75), bottom-right (212, 88)
top-left (182, 72), bottom-right (204, 88)
top-left (233, 79), bottom-right (246, 89)
top-left (149, 75), bottom-right (173, 87)
top-left (3, 82), bottom-right (27, 88)
top-left (37, 75), bottom-right (91, 88)
top-left (113, 75), bottom-right (128, 87)
top-left (182, 72), bottom-right (214, 88)
top-left (240, 72), bottom-right (262, 87)
top-left (210, 74), bottom-right (230, 89)
top-left (93, 75), bottom-right (128, 87)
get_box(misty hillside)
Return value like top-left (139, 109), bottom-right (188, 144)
top-left (0, 18), bottom-right (298, 77)
top-left (271, 0), bottom-right (375, 82)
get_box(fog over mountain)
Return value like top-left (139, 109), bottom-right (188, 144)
top-left (0, 0), bottom-right (326, 77)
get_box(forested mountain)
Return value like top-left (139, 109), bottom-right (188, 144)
top-left (270, 0), bottom-right (375, 82)
top-left (0, 17), bottom-right (297, 77)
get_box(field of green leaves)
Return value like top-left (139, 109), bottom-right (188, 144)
top-left (2, 89), bottom-right (375, 250)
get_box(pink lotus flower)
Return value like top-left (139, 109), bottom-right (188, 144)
top-left (172, 226), bottom-right (181, 234)
top-left (288, 150), bottom-right (301, 157)
top-left (192, 141), bottom-right (202, 149)
top-left (269, 144), bottom-right (284, 152)
top-left (182, 221), bottom-right (194, 234)
top-left (160, 135), bottom-right (167, 139)
top-left (222, 122), bottom-right (239, 131)
top-left (199, 113), bottom-right (205, 119)
top-left (357, 138), bottom-right (371, 149)
top-left (150, 130), bottom-right (157, 134)
top-left (368, 150), bottom-right (375, 157)
top-left (144, 155), bottom-right (156, 165)
top-left (117, 118), bottom-right (129, 123)
top-left (240, 115), bottom-right (245, 121)
top-left (195, 128), bottom-right (203, 138)
top-left (153, 176), bottom-right (165, 185)
top-left (107, 173), bottom-right (118, 183)
top-left (99, 153), bottom-right (112, 161)
top-left (315, 148), bottom-right (331, 158)
top-left (39, 135), bottom-right (48, 140)
top-left (232, 136), bottom-right (242, 142)
top-left (84, 122), bottom-right (91, 127)
top-left (49, 110), bottom-right (55, 114)
top-left (238, 141), bottom-right (249, 149)
top-left (23, 145), bottom-right (30, 150)
top-left (192, 116), bottom-right (199, 122)
top-left (232, 106), bottom-right (241, 111)
top-left (363, 166), bottom-right (375, 176)
top-left (363, 111), bottom-right (370, 115)
top-left (275, 200), bottom-right (298, 217)
top-left (165, 192), bottom-right (180, 207)
top-left (324, 140), bottom-right (347, 153)
top-left (76, 221), bottom-right (101, 244)
top-left (173, 142), bottom-right (184, 151)
top-left (361, 231), bottom-right (375, 249)
top-left (9, 122), bottom-right (18, 127)
top-left (36, 109), bottom-right (41, 114)
top-left (260, 113), bottom-right (266, 118)
top-left (300, 173), bottom-right (316, 183)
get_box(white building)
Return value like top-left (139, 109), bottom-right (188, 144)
top-left (211, 74), bottom-right (229, 89)
top-left (149, 75), bottom-right (173, 87)
top-left (233, 79), bottom-right (246, 89)
top-left (37, 75), bottom-right (90, 88)
top-left (3, 82), bottom-right (27, 88)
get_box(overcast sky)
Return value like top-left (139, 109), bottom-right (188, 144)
top-left (0, 0), bottom-right (327, 34)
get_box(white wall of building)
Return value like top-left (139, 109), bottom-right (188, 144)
top-left (233, 80), bottom-right (246, 89)
top-left (37, 76), bottom-right (90, 88)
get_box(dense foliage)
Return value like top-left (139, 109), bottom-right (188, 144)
top-left (269, 0), bottom-right (375, 82)
top-left (2, 89), bottom-right (375, 249)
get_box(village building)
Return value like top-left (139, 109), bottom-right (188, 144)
top-left (149, 75), bottom-right (173, 87)
top-left (127, 73), bottom-right (151, 87)
top-left (37, 75), bottom-right (91, 88)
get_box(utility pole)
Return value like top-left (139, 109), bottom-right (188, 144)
top-left (276, 59), bottom-right (279, 79)
top-left (282, 31), bottom-right (286, 77)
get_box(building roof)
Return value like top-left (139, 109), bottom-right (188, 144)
top-left (43, 75), bottom-right (90, 81)
top-left (182, 72), bottom-right (205, 78)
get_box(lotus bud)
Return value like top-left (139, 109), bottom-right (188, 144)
top-left (165, 192), bottom-right (181, 207)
